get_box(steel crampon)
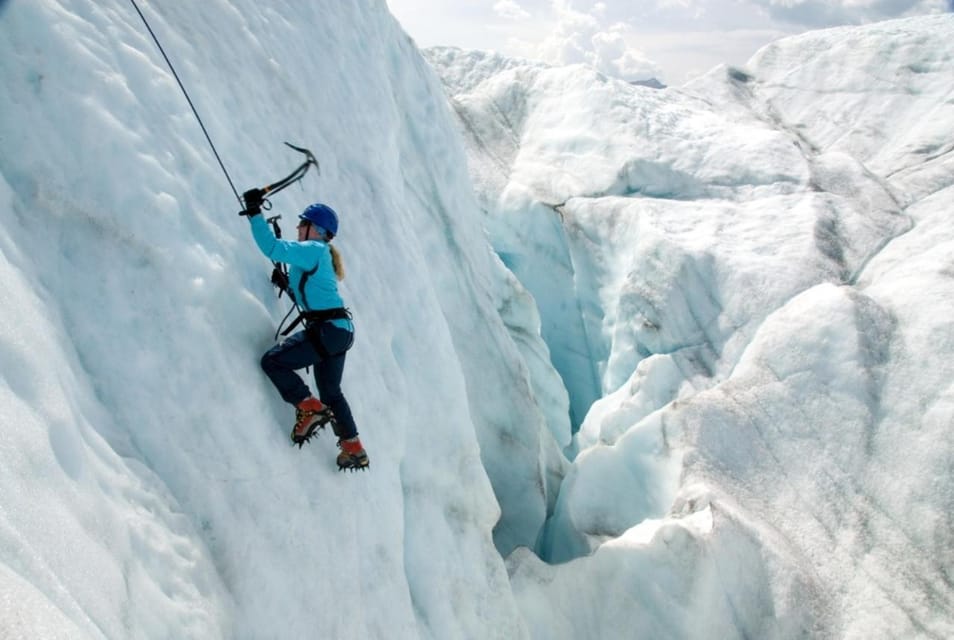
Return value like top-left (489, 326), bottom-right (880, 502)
top-left (291, 414), bottom-right (336, 449)
top-left (291, 423), bottom-right (323, 448)
top-left (336, 440), bottom-right (370, 472)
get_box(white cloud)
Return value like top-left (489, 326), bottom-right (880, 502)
top-left (493, 0), bottom-right (532, 20)
top-left (535, 2), bottom-right (662, 81)
top-left (387, 0), bottom-right (949, 83)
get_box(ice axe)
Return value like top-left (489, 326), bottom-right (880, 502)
top-left (254, 142), bottom-right (320, 210)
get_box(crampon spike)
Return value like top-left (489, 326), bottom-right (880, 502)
top-left (336, 461), bottom-right (370, 472)
top-left (291, 422), bottom-right (327, 448)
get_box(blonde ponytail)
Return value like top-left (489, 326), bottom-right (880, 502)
top-left (330, 244), bottom-right (345, 281)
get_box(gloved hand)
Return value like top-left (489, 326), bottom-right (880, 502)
top-left (240, 188), bottom-right (265, 216)
top-left (271, 266), bottom-right (290, 292)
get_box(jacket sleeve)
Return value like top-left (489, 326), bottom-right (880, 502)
top-left (248, 214), bottom-right (320, 270)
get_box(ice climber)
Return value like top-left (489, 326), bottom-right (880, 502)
top-left (241, 188), bottom-right (369, 471)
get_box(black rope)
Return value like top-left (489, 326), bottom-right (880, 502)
top-left (128, 0), bottom-right (242, 205)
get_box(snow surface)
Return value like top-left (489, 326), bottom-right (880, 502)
top-left (2, 1), bottom-right (953, 638)
top-left (428, 14), bottom-right (954, 640)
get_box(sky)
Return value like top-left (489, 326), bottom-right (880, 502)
top-left (386, 0), bottom-right (951, 84)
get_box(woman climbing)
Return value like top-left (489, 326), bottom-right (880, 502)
top-left (241, 188), bottom-right (369, 471)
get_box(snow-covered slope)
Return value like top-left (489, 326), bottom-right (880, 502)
top-left (428, 15), bottom-right (954, 639)
top-left (0, 1), bottom-right (571, 637)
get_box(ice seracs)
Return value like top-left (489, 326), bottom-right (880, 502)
top-left (429, 15), bottom-right (954, 638)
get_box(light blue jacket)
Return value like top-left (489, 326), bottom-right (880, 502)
top-left (249, 214), bottom-right (352, 331)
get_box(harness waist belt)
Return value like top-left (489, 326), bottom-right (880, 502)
top-left (302, 307), bottom-right (351, 324)
top-left (280, 307), bottom-right (351, 336)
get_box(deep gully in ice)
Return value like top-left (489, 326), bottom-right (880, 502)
top-left (491, 198), bottom-right (605, 439)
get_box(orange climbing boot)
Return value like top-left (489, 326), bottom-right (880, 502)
top-left (336, 436), bottom-right (369, 471)
top-left (291, 396), bottom-right (334, 447)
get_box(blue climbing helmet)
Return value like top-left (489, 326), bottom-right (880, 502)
top-left (299, 203), bottom-right (339, 239)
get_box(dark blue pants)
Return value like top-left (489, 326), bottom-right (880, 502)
top-left (260, 324), bottom-right (358, 439)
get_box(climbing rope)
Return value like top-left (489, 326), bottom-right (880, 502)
top-left (128, 0), bottom-right (242, 205)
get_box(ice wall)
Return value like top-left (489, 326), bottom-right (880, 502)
top-left (0, 1), bottom-right (571, 637)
